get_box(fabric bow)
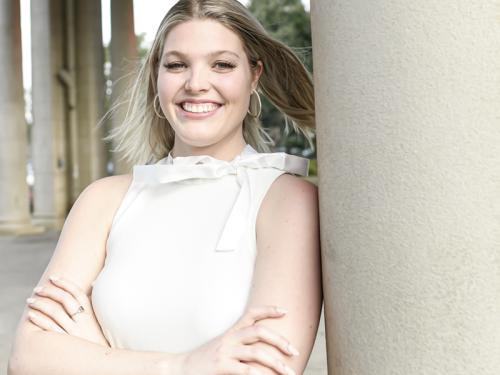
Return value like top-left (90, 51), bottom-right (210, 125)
top-left (133, 145), bottom-right (310, 252)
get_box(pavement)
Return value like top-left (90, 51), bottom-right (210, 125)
top-left (0, 230), bottom-right (327, 374)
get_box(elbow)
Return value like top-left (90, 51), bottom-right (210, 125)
top-left (8, 345), bottom-right (38, 375)
top-left (7, 331), bottom-right (39, 375)
top-left (7, 362), bottom-right (17, 375)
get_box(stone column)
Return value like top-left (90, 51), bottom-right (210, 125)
top-left (311, 1), bottom-right (500, 374)
top-left (74, 0), bottom-right (108, 190)
top-left (0, 0), bottom-right (42, 234)
top-left (59, 0), bottom-right (80, 203)
top-left (110, 0), bottom-right (137, 174)
top-left (30, 0), bottom-right (70, 230)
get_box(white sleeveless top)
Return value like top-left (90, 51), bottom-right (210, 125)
top-left (91, 144), bottom-right (309, 353)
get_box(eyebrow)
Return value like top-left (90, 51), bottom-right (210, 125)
top-left (162, 50), bottom-right (240, 60)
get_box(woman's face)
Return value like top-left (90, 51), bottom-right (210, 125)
top-left (157, 19), bottom-right (262, 151)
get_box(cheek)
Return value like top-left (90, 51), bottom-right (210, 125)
top-left (157, 73), bottom-right (183, 99)
top-left (218, 74), bottom-right (251, 104)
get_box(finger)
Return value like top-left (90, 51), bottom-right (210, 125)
top-left (232, 345), bottom-right (295, 375)
top-left (226, 361), bottom-right (265, 375)
top-left (33, 285), bottom-right (83, 321)
top-left (26, 296), bottom-right (75, 332)
top-left (235, 306), bottom-right (287, 330)
top-left (27, 309), bottom-right (66, 334)
top-left (48, 276), bottom-right (89, 308)
top-left (237, 324), bottom-right (299, 357)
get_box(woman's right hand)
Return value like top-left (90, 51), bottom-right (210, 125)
top-left (177, 305), bottom-right (299, 375)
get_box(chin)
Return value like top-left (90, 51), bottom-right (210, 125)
top-left (175, 132), bottom-right (223, 148)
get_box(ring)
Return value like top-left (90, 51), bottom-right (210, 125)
top-left (70, 305), bottom-right (85, 317)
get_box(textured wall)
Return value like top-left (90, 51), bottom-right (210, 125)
top-left (311, 1), bottom-right (500, 374)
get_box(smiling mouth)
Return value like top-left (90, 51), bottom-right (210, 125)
top-left (179, 102), bottom-right (222, 114)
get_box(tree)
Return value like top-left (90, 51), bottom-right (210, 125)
top-left (248, 0), bottom-right (315, 156)
top-left (249, 0), bottom-right (312, 71)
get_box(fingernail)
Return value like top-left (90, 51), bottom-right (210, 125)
top-left (276, 307), bottom-right (288, 314)
top-left (287, 343), bottom-right (300, 356)
top-left (28, 311), bottom-right (36, 319)
top-left (26, 297), bottom-right (36, 304)
top-left (33, 286), bottom-right (43, 293)
top-left (49, 275), bottom-right (59, 282)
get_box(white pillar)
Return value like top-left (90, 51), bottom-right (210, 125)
top-left (0, 0), bottom-right (42, 234)
top-left (30, 0), bottom-right (70, 230)
top-left (74, 0), bottom-right (107, 190)
top-left (311, 1), bottom-right (500, 374)
top-left (110, 0), bottom-right (137, 174)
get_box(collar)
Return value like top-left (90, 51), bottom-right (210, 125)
top-left (133, 144), bottom-right (310, 252)
top-left (162, 143), bottom-right (257, 166)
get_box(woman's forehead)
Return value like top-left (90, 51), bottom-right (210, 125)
top-left (163, 19), bottom-right (244, 55)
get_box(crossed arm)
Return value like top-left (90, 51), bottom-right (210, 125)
top-left (8, 175), bottom-right (183, 375)
top-left (8, 173), bottom-right (322, 375)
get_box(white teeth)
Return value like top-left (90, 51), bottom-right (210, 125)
top-left (181, 102), bottom-right (219, 113)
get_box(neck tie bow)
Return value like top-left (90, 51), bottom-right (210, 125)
top-left (133, 145), bottom-right (310, 252)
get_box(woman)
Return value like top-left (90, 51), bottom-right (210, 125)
top-left (8, 1), bottom-right (322, 374)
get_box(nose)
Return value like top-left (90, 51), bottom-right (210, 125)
top-left (184, 65), bottom-right (210, 92)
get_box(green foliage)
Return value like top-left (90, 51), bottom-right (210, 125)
top-left (308, 158), bottom-right (317, 176)
top-left (248, 0), bottom-right (312, 71)
top-left (248, 0), bottom-right (315, 157)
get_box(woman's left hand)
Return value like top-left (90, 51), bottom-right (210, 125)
top-left (26, 276), bottom-right (110, 347)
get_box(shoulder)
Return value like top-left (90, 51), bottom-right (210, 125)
top-left (83, 173), bottom-right (133, 195)
top-left (257, 172), bottom-right (318, 235)
top-left (74, 173), bottom-right (133, 230)
top-left (271, 172), bottom-right (318, 201)
top-left (259, 173), bottom-right (318, 218)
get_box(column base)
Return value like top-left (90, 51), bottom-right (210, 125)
top-left (31, 216), bottom-right (65, 231)
top-left (0, 222), bottom-right (46, 236)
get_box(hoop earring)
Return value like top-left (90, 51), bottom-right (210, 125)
top-left (247, 89), bottom-right (262, 118)
top-left (153, 94), bottom-right (167, 119)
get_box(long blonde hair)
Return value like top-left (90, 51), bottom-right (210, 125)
top-left (102, 0), bottom-right (315, 166)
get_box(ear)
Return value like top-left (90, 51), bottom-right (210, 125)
top-left (251, 60), bottom-right (263, 91)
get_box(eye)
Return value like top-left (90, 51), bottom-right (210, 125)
top-left (163, 62), bottom-right (186, 71)
top-left (214, 61), bottom-right (236, 70)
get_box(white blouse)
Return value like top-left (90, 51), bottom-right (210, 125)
top-left (91, 144), bottom-right (309, 353)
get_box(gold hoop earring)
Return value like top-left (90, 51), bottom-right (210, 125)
top-left (247, 89), bottom-right (262, 118)
top-left (153, 94), bottom-right (167, 119)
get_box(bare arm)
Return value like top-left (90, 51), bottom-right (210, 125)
top-left (7, 175), bottom-right (181, 375)
top-left (244, 174), bottom-right (323, 374)
top-left (8, 330), bottom-right (180, 375)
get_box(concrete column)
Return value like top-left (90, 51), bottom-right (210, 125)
top-left (311, 1), bottom-right (500, 374)
top-left (110, 0), bottom-right (137, 174)
top-left (30, 0), bottom-right (70, 230)
top-left (59, 0), bottom-right (80, 203)
top-left (74, 0), bottom-right (107, 190)
top-left (0, 0), bottom-right (42, 234)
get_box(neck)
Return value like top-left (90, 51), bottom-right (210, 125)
top-left (170, 138), bottom-right (248, 162)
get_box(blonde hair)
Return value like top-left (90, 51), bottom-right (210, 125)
top-left (102, 0), bottom-right (315, 166)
